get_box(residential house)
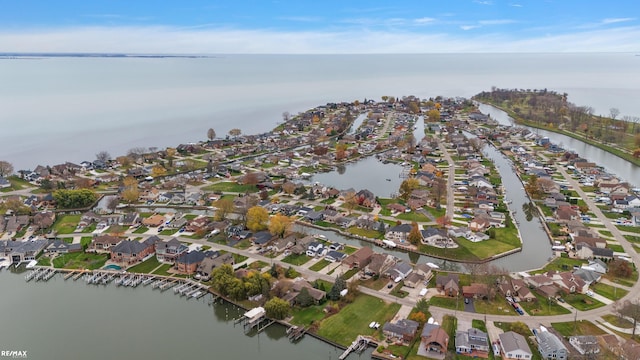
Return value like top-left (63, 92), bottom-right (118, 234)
top-left (462, 283), bottom-right (489, 299)
top-left (5, 215), bottom-right (30, 234)
top-left (575, 243), bottom-right (614, 261)
top-left (573, 268), bottom-right (601, 286)
top-left (325, 250), bottom-right (347, 263)
top-left (306, 241), bottom-right (324, 257)
top-left (569, 335), bottom-right (600, 355)
top-left (0, 239), bottom-right (48, 264)
top-left (0, 177), bottom-right (11, 189)
top-left (342, 246), bottom-right (374, 268)
top-left (436, 274), bottom-right (460, 297)
top-left (45, 239), bottom-right (82, 254)
top-left (185, 215), bottom-right (211, 233)
top-left (196, 253), bottom-right (234, 280)
top-left (282, 278), bottom-right (326, 305)
top-left (535, 327), bottom-right (568, 360)
top-left (469, 216), bottom-right (491, 232)
top-left (363, 253), bottom-right (397, 277)
top-left (110, 238), bottom-right (155, 265)
top-left (385, 261), bottom-right (413, 281)
top-left (455, 328), bottom-right (490, 356)
top-left (142, 214), bottom-right (166, 227)
top-left (87, 235), bottom-right (122, 253)
top-left (155, 237), bottom-right (189, 263)
top-left (272, 236), bottom-right (295, 253)
top-left (582, 259), bottom-right (608, 274)
top-left (251, 231), bottom-right (273, 246)
top-left (31, 211), bottom-right (56, 231)
top-left (414, 263), bottom-right (434, 282)
top-left (421, 324), bottom-right (449, 356)
top-left (383, 319), bottom-right (420, 344)
top-left (174, 250), bottom-right (209, 274)
top-left (120, 212), bottom-right (141, 227)
top-left (385, 223), bottom-right (414, 244)
top-left (499, 331), bottom-right (532, 360)
top-left (498, 278), bottom-right (536, 302)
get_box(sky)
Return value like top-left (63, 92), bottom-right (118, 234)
top-left (1, 0), bottom-right (639, 53)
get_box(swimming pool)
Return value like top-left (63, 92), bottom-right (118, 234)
top-left (103, 264), bottom-right (122, 271)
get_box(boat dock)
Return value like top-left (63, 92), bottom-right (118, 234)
top-left (24, 267), bottom-right (57, 282)
top-left (286, 326), bottom-right (306, 341)
top-left (339, 335), bottom-right (372, 360)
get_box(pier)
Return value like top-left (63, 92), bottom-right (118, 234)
top-left (25, 267), bottom-right (57, 282)
top-left (338, 335), bottom-right (371, 360)
top-left (287, 326), bottom-right (306, 341)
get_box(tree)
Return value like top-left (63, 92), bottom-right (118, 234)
top-left (399, 178), bottom-right (420, 201)
top-left (282, 181), bottom-right (296, 195)
top-left (327, 275), bottom-right (347, 301)
top-left (524, 175), bottom-right (543, 199)
top-left (610, 107), bottom-right (620, 120)
top-left (165, 148), bottom-right (176, 168)
top-left (415, 298), bottom-right (430, 314)
top-left (127, 147), bottom-right (147, 162)
top-left (0, 161), bottom-right (14, 177)
top-left (207, 128), bottom-right (216, 141)
top-left (435, 216), bottom-right (451, 229)
top-left (52, 189), bottom-right (98, 209)
top-left (408, 221), bottom-right (423, 245)
top-left (123, 176), bottom-right (138, 188)
top-left (427, 109), bottom-right (440, 122)
top-left (343, 191), bottom-right (358, 215)
top-left (246, 206), bottom-right (269, 232)
top-left (121, 187), bottom-right (140, 204)
top-left (264, 297), bottom-right (290, 320)
top-left (615, 299), bottom-right (640, 337)
top-left (409, 311), bottom-right (427, 323)
top-left (335, 142), bottom-right (348, 161)
top-left (229, 128), bottom-right (242, 138)
top-left (95, 151), bottom-right (111, 163)
top-left (295, 287), bottom-right (315, 307)
top-left (282, 111), bottom-right (290, 122)
top-left (269, 213), bottom-right (293, 238)
top-left (243, 172), bottom-right (259, 186)
top-left (609, 259), bottom-right (633, 278)
top-left (106, 196), bottom-right (120, 212)
top-left (213, 198), bottom-right (235, 221)
top-left (150, 165), bottom-right (167, 178)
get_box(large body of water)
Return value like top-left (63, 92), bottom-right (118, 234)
top-left (2, 53), bottom-right (640, 170)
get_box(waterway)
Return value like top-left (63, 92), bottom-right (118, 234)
top-left (479, 103), bottom-right (640, 187)
top-left (0, 270), bottom-right (371, 360)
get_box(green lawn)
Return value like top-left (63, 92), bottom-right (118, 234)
top-left (127, 256), bottom-right (161, 273)
top-left (317, 295), bottom-right (401, 346)
top-left (607, 244), bottom-right (625, 253)
top-left (343, 246), bottom-right (357, 254)
top-left (281, 253), bottom-right (311, 266)
top-left (151, 264), bottom-right (173, 275)
top-left (37, 257), bottom-right (51, 266)
top-left (564, 293), bottom-right (605, 311)
top-left (0, 176), bottom-right (33, 192)
top-left (396, 212), bottom-right (431, 222)
top-left (429, 296), bottom-right (464, 311)
top-left (518, 292), bottom-right (571, 316)
top-left (159, 228), bottom-right (179, 235)
top-left (602, 314), bottom-right (634, 329)
top-left (532, 256), bottom-right (586, 274)
top-left (81, 223), bottom-right (97, 233)
top-left (202, 181), bottom-right (258, 193)
top-left (234, 239), bottom-right (253, 250)
top-left (618, 225), bottom-right (640, 234)
top-left (359, 276), bottom-right (389, 291)
top-left (290, 304), bottom-right (327, 327)
top-left (132, 226), bottom-right (149, 234)
top-left (308, 259), bottom-right (330, 272)
top-left (591, 282), bottom-right (628, 301)
top-left (53, 214), bottom-right (81, 234)
top-left (441, 315), bottom-right (457, 351)
top-left (551, 320), bottom-right (606, 337)
top-left (473, 297), bottom-right (517, 316)
top-left (347, 227), bottom-right (383, 239)
top-left (52, 252), bottom-right (108, 270)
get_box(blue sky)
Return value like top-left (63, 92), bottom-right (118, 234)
top-left (1, 0), bottom-right (638, 53)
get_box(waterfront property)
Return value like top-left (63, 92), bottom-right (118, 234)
top-left (499, 331), bottom-right (532, 360)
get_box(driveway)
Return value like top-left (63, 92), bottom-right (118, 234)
top-left (464, 298), bottom-right (476, 313)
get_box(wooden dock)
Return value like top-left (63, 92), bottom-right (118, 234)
top-left (339, 335), bottom-right (370, 360)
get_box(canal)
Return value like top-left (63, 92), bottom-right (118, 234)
top-left (478, 103), bottom-right (640, 187)
top-left (0, 270), bottom-right (371, 360)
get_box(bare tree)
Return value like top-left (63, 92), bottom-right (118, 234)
top-left (127, 147), bottom-right (147, 161)
top-left (282, 112), bottom-right (290, 122)
top-left (615, 299), bottom-right (640, 337)
top-left (95, 151), bottom-right (111, 163)
top-left (207, 128), bottom-right (216, 141)
top-left (610, 107), bottom-right (620, 120)
top-left (0, 161), bottom-right (14, 177)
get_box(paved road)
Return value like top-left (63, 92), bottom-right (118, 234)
top-left (438, 139), bottom-right (456, 221)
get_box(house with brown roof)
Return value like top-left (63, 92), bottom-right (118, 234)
top-left (342, 246), bottom-right (374, 269)
top-left (363, 253), bottom-right (397, 277)
top-left (462, 283), bottom-right (489, 299)
top-left (436, 274), bottom-right (459, 297)
top-left (87, 235), bottom-right (123, 253)
top-left (421, 324), bottom-right (449, 357)
top-left (110, 238), bottom-right (155, 265)
top-left (498, 278), bottom-right (536, 302)
top-left (282, 278), bottom-right (326, 305)
top-left (142, 214), bottom-right (165, 227)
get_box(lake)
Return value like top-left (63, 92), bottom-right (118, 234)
top-left (2, 53), bottom-right (640, 169)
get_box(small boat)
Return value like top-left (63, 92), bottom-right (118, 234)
top-left (385, 178), bottom-right (391, 181)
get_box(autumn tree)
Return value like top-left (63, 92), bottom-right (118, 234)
top-left (399, 178), bottom-right (420, 201)
top-left (264, 297), bottom-right (290, 320)
top-left (343, 191), bottom-right (358, 215)
top-left (0, 161), bottom-right (14, 177)
top-left (427, 109), bottom-right (440, 122)
top-left (246, 206), bottom-right (269, 232)
top-left (207, 128), bottom-right (216, 141)
top-left (409, 311), bottom-right (427, 323)
top-left (165, 148), bottom-right (177, 168)
top-left (52, 189), bottom-right (98, 208)
top-left (269, 213), bottom-right (293, 238)
top-left (335, 142), bottom-right (348, 161)
top-left (213, 198), bottom-right (235, 221)
top-left (524, 175), bottom-right (543, 199)
top-left (435, 216), bottom-right (451, 229)
top-left (228, 128), bottom-right (242, 138)
top-left (408, 221), bottom-right (423, 245)
top-left (282, 181), bottom-right (296, 195)
top-left (609, 259), bottom-right (633, 278)
top-left (151, 165), bottom-right (167, 178)
top-left (243, 172), bottom-right (259, 186)
top-left (74, 177), bottom-right (93, 189)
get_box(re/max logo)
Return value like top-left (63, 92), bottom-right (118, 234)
top-left (0, 351), bottom-right (27, 358)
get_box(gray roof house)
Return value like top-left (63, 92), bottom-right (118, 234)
top-left (499, 331), bottom-right (532, 360)
top-left (0, 239), bottom-right (48, 264)
top-left (535, 327), bottom-right (568, 360)
top-left (385, 261), bottom-right (413, 281)
top-left (455, 327), bottom-right (490, 355)
top-left (383, 319), bottom-right (419, 344)
top-left (568, 335), bottom-right (600, 355)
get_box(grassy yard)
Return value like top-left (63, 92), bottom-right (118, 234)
top-left (591, 282), bottom-right (628, 301)
top-left (151, 264), bottom-right (173, 276)
top-left (281, 253), bottom-right (311, 266)
top-left (396, 212), bottom-right (431, 222)
top-left (518, 292), bottom-right (571, 316)
top-left (159, 228), bottom-right (179, 236)
top-left (53, 214), bottom-right (81, 234)
top-left (290, 304), bottom-right (327, 327)
top-left (132, 226), bottom-right (149, 234)
top-left (317, 295), bottom-right (401, 346)
top-left (441, 315), bottom-right (457, 351)
top-left (347, 227), bottom-right (383, 239)
top-left (532, 256), bottom-right (586, 274)
top-left (473, 297), bottom-right (518, 316)
top-left (359, 276), bottom-right (389, 291)
top-left (127, 256), bottom-right (161, 273)
top-left (233, 239), bottom-right (253, 250)
top-left (564, 293), bottom-right (605, 311)
top-left (429, 296), bottom-right (464, 311)
top-left (52, 252), bottom-right (108, 270)
top-left (308, 259), bottom-right (330, 272)
top-left (202, 181), bottom-right (258, 193)
top-left (602, 314), bottom-right (634, 329)
top-left (551, 320), bottom-right (606, 337)
top-left (81, 223), bottom-right (97, 233)
top-left (618, 225), bottom-right (640, 234)
top-left (607, 244), bottom-right (625, 253)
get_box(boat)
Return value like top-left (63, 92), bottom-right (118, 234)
top-left (385, 178), bottom-right (391, 181)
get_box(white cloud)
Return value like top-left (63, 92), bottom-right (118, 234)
top-left (278, 16), bottom-right (323, 23)
top-left (460, 25), bottom-right (480, 31)
top-left (0, 25), bottom-right (639, 54)
top-left (414, 17), bottom-right (436, 24)
top-left (478, 19), bottom-right (517, 25)
top-left (602, 18), bottom-right (635, 24)
top-left (473, 0), bottom-right (493, 5)
top-left (509, 3), bottom-right (523, 7)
